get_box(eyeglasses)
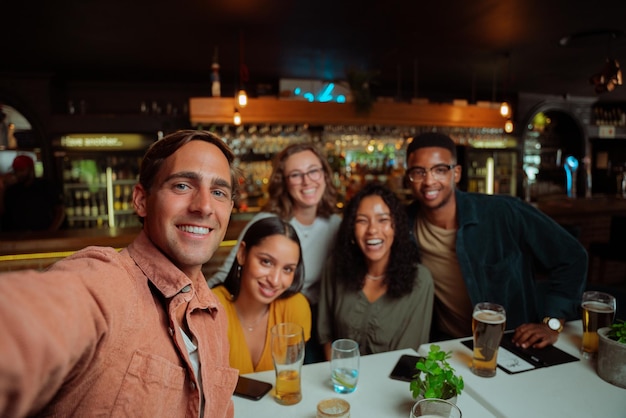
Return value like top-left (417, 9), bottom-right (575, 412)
top-left (286, 167), bottom-right (324, 185)
top-left (407, 164), bottom-right (456, 182)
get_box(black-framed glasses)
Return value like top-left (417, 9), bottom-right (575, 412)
top-left (286, 167), bottom-right (324, 185)
top-left (407, 164), bottom-right (456, 182)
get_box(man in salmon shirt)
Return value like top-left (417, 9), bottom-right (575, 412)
top-left (0, 130), bottom-right (240, 417)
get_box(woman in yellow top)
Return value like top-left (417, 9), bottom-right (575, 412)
top-left (213, 216), bottom-right (311, 374)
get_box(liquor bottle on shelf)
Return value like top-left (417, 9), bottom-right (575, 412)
top-left (82, 190), bottom-right (91, 219)
top-left (74, 190), bottom-right (83, 217)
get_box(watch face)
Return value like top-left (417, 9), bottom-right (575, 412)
top-left (548, 318), bottom-right (560, 330)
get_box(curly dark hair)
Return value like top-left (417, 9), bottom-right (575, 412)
top-left (333, 182), bottom-right (419, 298)
top-left (222, 216), bottom-right (305, 300)
top-left (262, 143), bottom-right (338, 219)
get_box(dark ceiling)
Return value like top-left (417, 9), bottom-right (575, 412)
top-left (4, 0), bottom-right (626, 103)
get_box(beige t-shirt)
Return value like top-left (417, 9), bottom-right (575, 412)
top-left (416, 217), bottom-right (473, 338)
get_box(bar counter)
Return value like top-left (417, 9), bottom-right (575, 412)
top-left (0, 212), bottom-right (256, 274)
top-left (1, 195), bottom-right (624, 279)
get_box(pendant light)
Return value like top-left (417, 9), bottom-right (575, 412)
top-left (233, 108), bottom-right (242, 126)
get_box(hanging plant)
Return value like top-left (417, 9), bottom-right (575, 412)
top-left (346, 69), bottom-right (379, 115)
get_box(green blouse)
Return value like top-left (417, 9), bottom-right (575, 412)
top-left (317, 263), bottom-right (434, 355)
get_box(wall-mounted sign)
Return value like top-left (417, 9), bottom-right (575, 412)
top-left (53, 133), bottom-right (156, 151)
top-left (598, 125), bottom-right (616, 138)
top-left (279, 79), bottom-right (351, 103)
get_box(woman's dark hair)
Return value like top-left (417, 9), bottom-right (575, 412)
top-left (262, 143), bottom-right (338, 219)
top-left (333, 182), bottom-right (419, 298)
top-left (223, 216), bottom-right (305, 300)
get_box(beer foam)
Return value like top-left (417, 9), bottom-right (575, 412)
top-left (582, 301), bottom-right (615, 313)
top-left (473, 309), bottom-right (506, 324)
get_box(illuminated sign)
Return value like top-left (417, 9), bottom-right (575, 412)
top-left (279, 78), bottom-right (351, 103)
top-left (54, 133), bottom-right (156, 151)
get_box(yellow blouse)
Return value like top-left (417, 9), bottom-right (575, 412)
top-left (212, 285), bottom-right (311, 374)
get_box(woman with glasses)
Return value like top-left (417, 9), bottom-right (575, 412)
top-left (317, 182), bottom-right (434, 357)
top-left (208, 143), bottom-right (341, 363)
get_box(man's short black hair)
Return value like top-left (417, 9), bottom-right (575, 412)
top-left (406, 132), bottom-right (457, 159)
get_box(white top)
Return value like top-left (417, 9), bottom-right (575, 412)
top-left (207, 212), bottom-right (341, 305)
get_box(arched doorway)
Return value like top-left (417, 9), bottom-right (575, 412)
top-left (521, 106), bottom-right (587, 201)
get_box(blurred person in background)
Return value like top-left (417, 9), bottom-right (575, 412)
top-left (209, 143), bottom-right (341, 363)
top-left (318, 183), bottom-right (434, 357)
top-left (0, 155), bottom-right (65, 232)
top-left (212, 216), bottom-right (310, 374)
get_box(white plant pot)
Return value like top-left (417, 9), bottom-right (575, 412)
top-left (597, 327), bottom-right (626, 389)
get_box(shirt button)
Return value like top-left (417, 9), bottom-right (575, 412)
top-left (181, 285), bottom-right (191, 293)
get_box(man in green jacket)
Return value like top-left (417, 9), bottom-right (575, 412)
top-left (405, 132), bottom-right (587, 348)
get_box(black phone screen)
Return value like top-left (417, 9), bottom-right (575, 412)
top-left (233, 376), bottom-right (273, 401)
top-left (389, 354), bottom-right (421, 382)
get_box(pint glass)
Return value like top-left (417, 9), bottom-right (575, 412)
top-left (581, 291), bottom-right (616, 359)
top-left (471, 302), bottom-right (506, 377)
top-left (271, 322), bottom-right (305, 405)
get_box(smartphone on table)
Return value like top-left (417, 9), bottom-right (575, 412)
top-left (389, 354), bottom-right (421, 382)
top-left (233, 375), bottom-right (273, 401)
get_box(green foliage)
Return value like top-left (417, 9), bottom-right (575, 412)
top-left (410, 345), bottom-right (464, 400)
top-left (607, 320), bottom-right (626, 344)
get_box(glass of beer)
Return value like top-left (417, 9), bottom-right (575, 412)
top-left (270, 322), bottom-right (305, 405)
top-left (581, 291), bottom-right (616, 359)
top-left (471, 302), bottom-right (506, 377)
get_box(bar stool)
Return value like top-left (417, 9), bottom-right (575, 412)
top-left (588, 215), bottom-right (626, 283)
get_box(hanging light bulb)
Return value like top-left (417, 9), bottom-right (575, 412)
top-left (233, 108), bottom-right (242, 126)
top-left (237, 89), bottom-right (248, 107)
top-left (504, 119), bottom-right (514, 133)
top-left (500, 102), bottom-right (511, 118)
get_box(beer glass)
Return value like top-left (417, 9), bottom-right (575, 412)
top-left (410, 398), bottom-right (462, 418)
top-left (581, 291), bottom-right (616, 359)
top-left (330, 339), bottom-right (359, 394)
top-left (471, 302), bottom-right (506, 377)
top-left (271, 322), bottom-right (305, 405)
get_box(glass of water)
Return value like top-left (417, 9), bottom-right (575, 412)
top-left (330, 339), bottom-right (359, 394)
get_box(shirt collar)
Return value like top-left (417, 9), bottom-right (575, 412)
top-left (126, 230), bottom-right (220, 311)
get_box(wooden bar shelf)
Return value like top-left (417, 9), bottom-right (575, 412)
top-left (189, 97), bottom-right (506, 128)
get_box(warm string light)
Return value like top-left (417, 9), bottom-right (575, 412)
top-left (237, 89), bottom-right (248, 107)
top-left (499, 102), bottom-right (511, 118)
top-left (504, 119), bottom-right (514, 133)
top-left (233, 108), bottom-right (242, 126)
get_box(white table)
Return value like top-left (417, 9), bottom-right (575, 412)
top-left (417, 320), bottom-right (626, 418)
top-left (233, 348), bottom-right (496, 417)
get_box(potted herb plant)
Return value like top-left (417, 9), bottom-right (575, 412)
top-left (410, 344), bottom-right (464, 402)
top-left (597, 320), bottom-right (626, 389)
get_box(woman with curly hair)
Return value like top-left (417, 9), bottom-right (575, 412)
top-left (318, 182), bottom-right (434, 357)
top-left (209, 143), bottom-right (341, 363)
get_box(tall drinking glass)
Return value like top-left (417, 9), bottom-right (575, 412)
top-left (271, 322), bottom-right (305, 405)
top-left (581, 291), bottom-right (616, 359)
top-left (471, 302), bottom-right (506, 377)
top-left (330, 339), bottom-right (359, 394)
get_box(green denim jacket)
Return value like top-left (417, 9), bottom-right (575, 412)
top-left (407, 190), bottom-right (587, 329)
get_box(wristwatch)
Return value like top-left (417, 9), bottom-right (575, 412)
top-left (543, 317), bottom-right (564, 333)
